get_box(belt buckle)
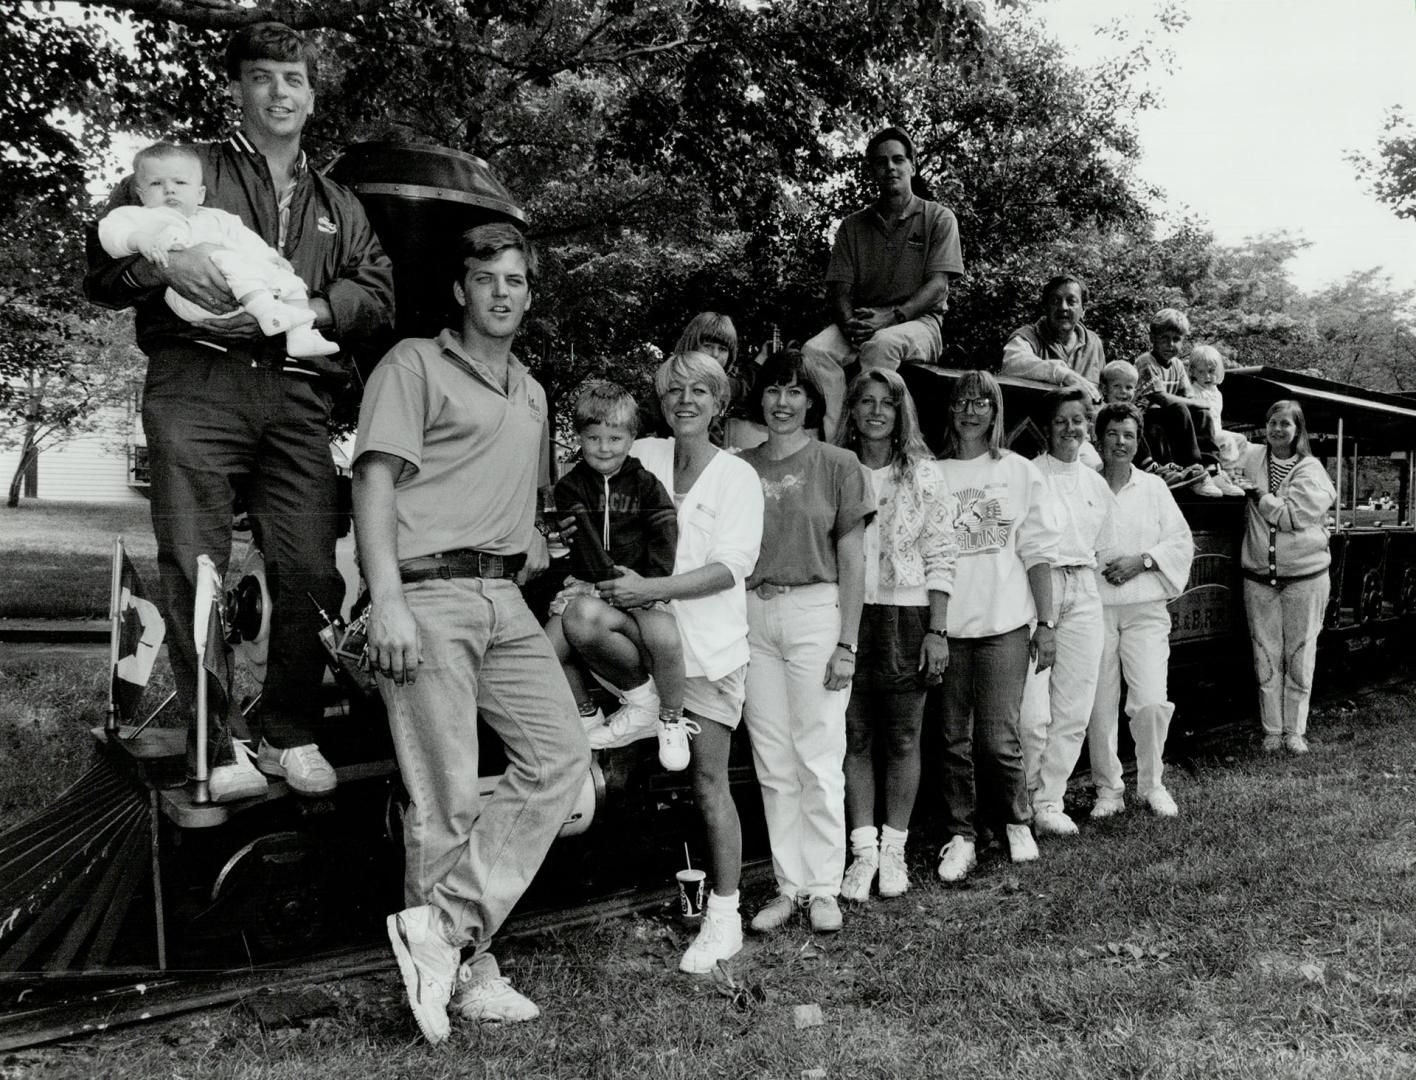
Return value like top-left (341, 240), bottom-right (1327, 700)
top-left (479, 552), bottom-right (505, 578)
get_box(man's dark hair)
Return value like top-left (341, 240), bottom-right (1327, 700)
top-left (1042, 274), bottom-right (1089, 306)
top-left (225, 22), bottom-right (320, 85)
top-left (459, 223), bottom-right (539, 282)
top-left (865, 126), bottom-right (916, 164)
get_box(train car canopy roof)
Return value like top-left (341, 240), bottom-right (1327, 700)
top-left (1222, 366), bottom-right (1416, 454)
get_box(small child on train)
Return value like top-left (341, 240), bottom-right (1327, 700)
top-left (544, 381), bottom-right (692, 770)
top-left (1186, 345), bottom-right (1250, 493)
top-left (1128, 309), bottom-right (1224, 496)
top-left (1100, 360), bottom-right (1220, 495)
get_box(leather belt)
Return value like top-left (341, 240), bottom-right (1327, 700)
top-left (399, 549), bottom-right (526, 583)
top-left (754, 582), bottom-right (795, 599)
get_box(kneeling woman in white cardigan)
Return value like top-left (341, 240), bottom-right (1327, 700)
top-left (1088, 402), bottom-right (1194, 819)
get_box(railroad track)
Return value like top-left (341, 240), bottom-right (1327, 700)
top-left (0, 861), bottom-right (775, 1052)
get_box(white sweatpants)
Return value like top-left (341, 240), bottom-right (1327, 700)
top-left (1019, 567), bottom-right (1105, 813)
top-left (743, 583), bottom-right (849, 898)
top-left (1243, 575), bottom-right (1328, 737)
top-left (1088, 601), bottom-right (1175, 801)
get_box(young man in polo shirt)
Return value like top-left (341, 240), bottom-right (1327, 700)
top-left (352, 223), bottom-right (589, 1043)
top-left (801, 126), bottom-right (965, 439)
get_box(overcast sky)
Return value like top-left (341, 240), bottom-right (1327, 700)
top-left (1038, 0), bottom-right (1416, 293)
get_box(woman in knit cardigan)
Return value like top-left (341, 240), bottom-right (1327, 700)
top-left (1234, 400), bottom-right (1337, 754)
top-left (834, 369), bottom-right (956, 902)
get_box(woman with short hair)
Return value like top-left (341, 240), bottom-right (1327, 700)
top-left (1088, 403), bottom-right (1194, 819)
top-left (738, 349), bottom-right (873, 934)
top-left (569, 350), bottom-right (764, 974)
top-left (1019, 387), bottom-right (1118, 836)
top-left (1234, 400), bottom-right (1336, 754)
top-left (934, 370), bottom-right (1061, 883)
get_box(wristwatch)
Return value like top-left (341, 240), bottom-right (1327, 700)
top-left (1038, 619), bottom-right (1057, 630)
top-left (837, 641), bottom-right (858, 655)
top-left (1141, 553), bottom-right (1155, 571)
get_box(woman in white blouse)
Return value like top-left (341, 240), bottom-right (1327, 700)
top-left (1087, 402), bottom-right (1195, 819)
top-left (574, 351), bottom-right (764, 975)
top-left (1020, 388), bottom-right (1118, 837)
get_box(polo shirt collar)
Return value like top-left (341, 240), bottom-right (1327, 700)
top-left (870, 193), bottom-right (923, 229)
top-left (229, 130), bottom-right (308, 176)
top-left (435, 328), bottom-right (526, 396)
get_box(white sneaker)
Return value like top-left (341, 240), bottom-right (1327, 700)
top-left (586, 701), bottom-right (659, 750)
top-left (1285, 733), bottom-right (1310, 754)
top-left (257, 739), bottom-right (336, 796)
top-left (749, 892), bottom-right (798, 933)
top-left (578, 706), bottom-right (606, 734)
top-left (1262, 734), bottom-right (1284, 753)
top-left (937, 836), bottom-right (976, 883)
top-left (451, 970), bottom-right (540, 1023)
top-left (387, 906), bottom-right (458, 1045)
top-left (1145, 787), bottom-right (1179, 817)
top-left (679, 908), bottom-right (742, 973)
top-left (657, 715), bottom-right (701, 771)
top-left (1195, 476), bottom-right (1224, 498)
top-left (1032, 809), bottom-right (1079, 837)
top-left (877, 843), bottom-right (909, 898)
top-left (1090, 796), bottom-right (1126, 819)
top-left (840, 851), bottom-right (878, 902)
top-left (209, 737), bottom-right (269, 803)
top-left (1007, 824), bottom-right (1039, 863)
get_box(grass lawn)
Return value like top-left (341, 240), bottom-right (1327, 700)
top-left (0, 501), bottom-right (158, 620)
top-left (3, 654), bottom-right (1415, 1078)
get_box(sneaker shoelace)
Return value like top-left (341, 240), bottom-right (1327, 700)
top-left (285, 744), bottom-right (326, 772)
top-left (663, 717), bottom-right (701, 737)
top-left (456, 967), bottom-right (512, 997)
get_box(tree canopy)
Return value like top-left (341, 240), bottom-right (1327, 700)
top-left (6, 0), bottom-right (1416, 474)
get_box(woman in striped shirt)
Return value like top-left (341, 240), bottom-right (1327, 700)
top-left (1234, 400), bottom-right (1336, 754)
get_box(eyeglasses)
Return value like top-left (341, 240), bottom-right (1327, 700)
top-left (950, 397), bottom-right (994, 415)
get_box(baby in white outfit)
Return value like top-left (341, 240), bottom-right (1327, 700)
top-left (98, 142), bottom-right (337, 358)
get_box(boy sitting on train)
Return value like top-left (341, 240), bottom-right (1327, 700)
top-left (1129, 309), bottom-right (1229, 496)
top-left (547, 381), bottom-right (694, 771)
top-left (1186, 345), bottom-right (1250, 494)
top-left (1100, 360), bottom-right (1220, 495)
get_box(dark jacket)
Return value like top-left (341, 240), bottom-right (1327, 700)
top-left (554, 457), bottom-right (678, 581)
top-left (84, 132), bottom-right (394, 380)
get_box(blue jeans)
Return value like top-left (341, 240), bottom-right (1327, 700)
top-left (378, 577), bottom-right (589, 975)
top-left (935, 625), bottom-right (1032, 840)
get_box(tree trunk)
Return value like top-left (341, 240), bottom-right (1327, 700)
top-left (6, 427), bottom-right (38, 508)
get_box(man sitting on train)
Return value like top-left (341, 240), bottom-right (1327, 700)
top-left (1001, 275), bottom-right (1105, 403)
top-left (353, 223), bottom-right (589, 1042)
top-left (801, 126), bottom-right (965, 440)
